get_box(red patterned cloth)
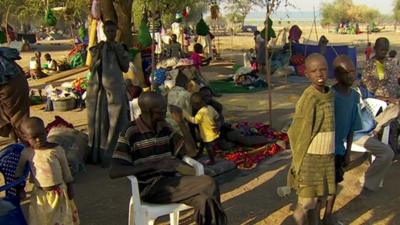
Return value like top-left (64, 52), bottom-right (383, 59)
top-left (223, 122), bottom-right (288, 169)
top-left (45, 116), bottom-right (74, 134)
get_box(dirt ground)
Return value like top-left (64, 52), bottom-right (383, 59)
top-left (1, 31), bottom-right (400, 225)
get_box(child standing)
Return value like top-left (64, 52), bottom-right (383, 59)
top-left (243, 48), bottom-right (256, 69)
top-left (15, 117), bottom-right (79, 225)
top-left (288, 53), bottom-right (336, 225)
top-left (182, 92), bottom-right (220, 164)
top-left (191, 43), bottom-right (211, 86)
top-left (167, 34), bottom-right (183, 59)
top-left (322, 55), bottom-right (363, 225)
top-left (365, 42), bottom-right (373, 61)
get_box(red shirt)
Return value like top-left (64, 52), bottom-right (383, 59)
top-left (191, 52), bottom-right (201, 70)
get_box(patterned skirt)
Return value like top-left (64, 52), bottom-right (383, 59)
top-left (297, 154), bottom-right (336, 198)
top-left (29, 184), bottom-right (79, 225)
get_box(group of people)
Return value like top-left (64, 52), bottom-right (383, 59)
top-left (2, 16), bottom-right (399, 225)
top-left (28, 51), bottom-right (58, 79)
top-left (289, 37), bottom-right (399, 225)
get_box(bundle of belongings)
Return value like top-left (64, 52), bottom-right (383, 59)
top-left (154, 57), bottom-right (180, 86)
top-left (0, 47), bottom-right (22, 84)
top-left (233, 67), bottom-right (267, 88)
top-left (44, 78), bottom-right (87, 112)
top-left (46, 116), bottom-right (88, 175)
top-left (67, 44), bottom-right (87, 69)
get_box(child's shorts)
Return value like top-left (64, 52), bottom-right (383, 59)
top-left (297, 154), bottom-right (336, 198)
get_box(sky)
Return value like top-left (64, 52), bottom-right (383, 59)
top-left (250, 0), bottom-right (393, 14)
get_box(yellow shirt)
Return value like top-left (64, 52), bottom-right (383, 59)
top-left (184, 106), bottom-right (220, 143)
top-left (376, 60), bottom-right (385, 80)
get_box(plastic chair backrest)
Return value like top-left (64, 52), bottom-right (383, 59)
top-left (0, 144), bottom-right (26, 198)
top-left (363, 98), bottom-right (388, 118)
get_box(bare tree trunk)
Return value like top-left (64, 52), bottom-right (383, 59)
top-left (265, 1), bottom-right (273, 126)
top-left (114, 0), bottom-right (133, 47)
top-left (5, 5), bottom-right (12, 44)
top-left (101, 0), bottom-right (133, 47)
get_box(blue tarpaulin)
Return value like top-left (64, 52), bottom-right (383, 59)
top-left (292, 44), bottom-right (357, 78)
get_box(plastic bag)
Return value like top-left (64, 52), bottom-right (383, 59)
top-left (138, 20), bottom-right (152, 48)
top-left (44, 8), bottom-right (57, 27)
top-left (196, 18), bottom-right (209, 36)
top-left (260, 18), bottom-right (276, 41)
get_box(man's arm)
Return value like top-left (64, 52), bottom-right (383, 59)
top-left (109, 158), bottom-right (154, 179)
top-left (114, 43), bottom-right (130, 73)
top-left (344, 131), bottom-right (354, 167)
top-left (170, 105), bottom-right (197, 157)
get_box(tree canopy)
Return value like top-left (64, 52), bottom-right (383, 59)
top-left (321, 0), bottom-right (381, 25)
top-left (394, 0), bottom-right (400, 24)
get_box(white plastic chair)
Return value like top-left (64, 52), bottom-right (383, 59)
top-left (127, 156), bottom-right (204, 225)
top-left (350, 98), bottom-right (390, 155)
top-left (348, 98), bottom-right (391, 187)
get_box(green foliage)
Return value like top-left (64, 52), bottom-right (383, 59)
top-left (0, 0), bottom-right (89, 27)
top-left (321, 0), bottom-right (381, 25)
top-left (394, 0), bottom-right (400, 22)
top-left (225, 0), bottom-right (257, 26)
top-left (132, 0), bottom-right (208, 30)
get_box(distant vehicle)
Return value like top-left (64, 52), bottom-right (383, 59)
top-left (242, 25), bottom-right (257, 33)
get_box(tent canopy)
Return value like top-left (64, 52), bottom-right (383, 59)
top-left (292, 44), bottom-right (357, 78)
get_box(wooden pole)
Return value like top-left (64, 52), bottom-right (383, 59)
top-left (86, 18), bottom-right (97, 66)
top-left (265, 0), bottom-right (273, 126)
top-left (313, 7), bottom-right (318, 41)
top-left (151, 3), bottom-right (156, 91)
top-left (5, 5), bottom-right (12, 44)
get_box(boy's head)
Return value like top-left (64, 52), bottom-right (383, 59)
top-left (199, 86), bottom-right (213, 104)
top-left (22, 117), bottom-right (47, 149)
top-left (367, 42), bottom-right (371, 47)
top-left (103, 20), bottom-right (118, 42)
top-left (171, 34), bottom-right (177, 42)
top-left (304, 53), bottom-right (328, 90)
top-left (374, 37), bottom-right (389, 61)
top-left (138, 92), bottom-right (167, 123)
top-left (333, 55), bottom-right (356, 87)
top-left (249, 48), bottom-right (254, 53)
top-left (389, 50), bottom-right (397, 58)
top-left (44, 53), bottom-right (51, 61)
top-left (191, 92), bottom-right (206, 111)
top-left (194, 43), bottom-right (204, 54)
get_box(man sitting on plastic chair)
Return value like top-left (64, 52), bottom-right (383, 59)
top-left (352, 96), bottom-right (395, 194)
top-left (361, 37), bottom-right (400, 155)
top-left (109, 92), bottom-right (227, 225)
